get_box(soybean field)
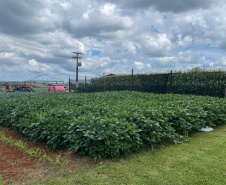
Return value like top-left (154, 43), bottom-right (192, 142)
top-left (0, 92), bottom-right (225, 160)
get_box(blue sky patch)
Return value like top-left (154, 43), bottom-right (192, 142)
top-left (91, 50), bottom-right (101, 57)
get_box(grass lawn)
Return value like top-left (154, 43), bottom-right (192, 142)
top-left (0, 86), bottom-right (48, 93)
top-left (39, 124), bottom-right (226, 185)
top-left (33, 87), bottom-right (49, 92)
top-left (0, 85), bottom-right (5, 93)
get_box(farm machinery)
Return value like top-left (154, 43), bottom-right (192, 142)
top-left (4, 83), bottom-right (34, 92)
top-left (3, 74), bottom-right (70, 93)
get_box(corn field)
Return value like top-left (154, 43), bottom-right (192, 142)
top-left (71, 70), bottom-right (226, 98)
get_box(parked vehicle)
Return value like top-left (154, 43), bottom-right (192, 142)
top-left (48, 85), bottom-right (69, 92)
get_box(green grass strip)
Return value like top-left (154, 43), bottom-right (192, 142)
top-left (0, 175), bottom-right (4, 185)
top-left (40, 124), bottom-right (226, 185)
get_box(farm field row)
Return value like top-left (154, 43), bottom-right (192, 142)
top-left (0, 91), bottom-right (225, 160)
top-left (0, 126), bottom-right (95, 185)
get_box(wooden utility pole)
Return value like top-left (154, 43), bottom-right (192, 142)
top-left (72, 52), bottom-right (83, 88)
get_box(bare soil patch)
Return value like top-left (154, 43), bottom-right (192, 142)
top-left (0, 126), bottom-right (96, 185)
top-left (0, 139), bottom-right (39, 184)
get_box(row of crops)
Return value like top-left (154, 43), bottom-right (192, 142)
top-left (0, 92), bottom-right (225, 160)
top-left (172, 71), bottom-right (226, 97)
top-left (0, 82), bottom-right (4, 92)
top-left (76, 70), bottom-right (226, 97)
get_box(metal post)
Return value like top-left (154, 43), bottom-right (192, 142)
top-left (170, 70), bottom-right (173, 93)
top-left (225, 84), bottom-right (226, 98)
top-left (132, 69), bottom-right (134, 91)
top-left (69, 77), bottom-right (71, 92)
top-left (103, 73), bottom-right (105, 91)
top-left (85, 76), bottom-right (87, 92)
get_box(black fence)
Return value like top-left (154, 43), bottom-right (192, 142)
top-left (69, 70), bottom-right (226, 98)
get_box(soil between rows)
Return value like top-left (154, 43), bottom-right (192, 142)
top-left (0, 126), bottom-right (96, 185)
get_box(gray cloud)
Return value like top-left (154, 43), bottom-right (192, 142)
top-left (104, 0), bottom-right (214, 13)
top-left (220, 42), bottom-right (226, 51)
top-left (0, 1), bottom-right (47, 35)
top-left (0, 0), bottom-right (225, 81)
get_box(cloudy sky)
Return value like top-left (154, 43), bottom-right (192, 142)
top-left (0, 0), bottom-right (226, 81)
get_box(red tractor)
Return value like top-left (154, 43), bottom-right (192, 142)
top-left (4, 83), bottom-right (34, 92)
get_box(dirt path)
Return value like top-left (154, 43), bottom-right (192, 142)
top-left (0, 126), bottom-right (96, 185)
top-left (0, 139), bottom-right (40, 184)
